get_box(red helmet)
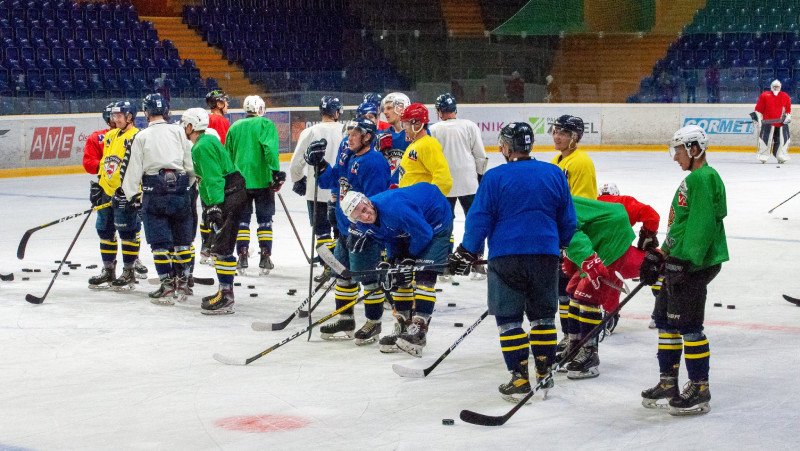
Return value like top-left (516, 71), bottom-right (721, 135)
top-left (400, 103), bottom-right (429, 124)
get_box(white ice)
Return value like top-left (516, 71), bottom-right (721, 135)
top-left (1, 151), bottom-right (799, 450)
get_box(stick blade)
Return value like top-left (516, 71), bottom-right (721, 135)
top-left (25, 294), bottom-right (44, 304)
top-left (391, 362), bottom-right (427, 378)
top-left (0, 273), bottom-right (13, 282)
top-left (459, 409), bottom-right (508, 426)
top-left (212, 353), bottom-right (247, 366)
top-left (17, 231), bottom-right (33, 259)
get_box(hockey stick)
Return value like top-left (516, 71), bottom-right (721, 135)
top-left (459, 281), bottom-right (646, 426)
top-left (251, 271), bottom-right (334, 331)
top-left (25, 209), bottom-right (95, 304)
top-left (17, 202), bottom-right (112, 260)
top-left (276, 193), bottom-right (312, 264)
top-left (768, 189), bottom-right (800, 213)
top-left (0, 273), bottom-right (13, 281)
top-left (148, 276), bottom-right (215, 286)
top-left (212, 287), bottom-right (375, 366)
top-left (782, 294), bottom-right (800, 306)
top-left (393, 309), bottom-right (489, 378)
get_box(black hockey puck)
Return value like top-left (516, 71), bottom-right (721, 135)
top-left (247, 285), bottom-right (255, 289)
top-left (64, 261), bottom-right (71, 264)
top-left (783, 217), bottom-right (789, 220)
top-left (727, 304), bottom-right (735, 309)
top-left (62, 271), bottom-right (69, 275)
top-left (713, 303), bottom-right (722, 307)
top-left (447, 302), bottom-right (456, 307)
top-left (51, 269), bottom-right (58, 273)
top-left (250, 293), bottom-right (258, 297)
top-left (442, 419), bottom-right (455, 425)
top-left (287, 291), bottom-right (295, 296)
top-left (435, 288), bottom-right (442, 292)
top-left (86, 265), bottom-right (97, 270)
top-left (54, 260), bottom-right (61, 264)
top-left (454, 322), bottom-right (463, 327)
top-left (234, 282), bottom-right (241, 287)
top-left (451, 282), bottom-right (460, 286)
top-left (33, 269), bottom-right (41, 272)
top-left (288, 289), bottom-right (297, 294)
top-left (22, 268), bottom-right (32, 272)
top-left (22, 277), bottom-right (29, 281)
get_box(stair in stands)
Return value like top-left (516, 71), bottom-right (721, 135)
top-left (441, 0), bottom-right (486, 37)
top-left (143, 16), bottom-right (261, 98)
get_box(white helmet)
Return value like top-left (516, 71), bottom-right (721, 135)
top-left (243, 95), bottom-right (265, 115)
top-left (340, 190), bottom-right (368, 223)
top-left (381, 92), bottom-right (410, 113)
top-left (670, 124), bottom-right (708, 158)
top-left (181, 107), bottom-right (209, 131)
top-left (598, 183), bottom-right (620, 196)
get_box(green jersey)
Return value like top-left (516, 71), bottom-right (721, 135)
top-left (225, 115), bottom-right (280, 189)
top-left (566, 196), bottom-right (635, 266)
top-left (192, 133), bottom-right (238, 205)
top-left (663, 162), bottom-right (728, 270)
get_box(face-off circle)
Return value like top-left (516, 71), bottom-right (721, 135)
top-left (215, 415), bottom-right (310, 433)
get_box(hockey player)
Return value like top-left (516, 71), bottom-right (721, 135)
top-left (225, 95), bottom-right (284, 276)
top-left (307, 117), bottom-right (391, 343)
top-left (362, 92), bottom-right (391, 130)
top-left (448, 122), bottom-right (576, 402)
top-left (429, 93), bottom-right (488, 281)
top-left (182, 108), bottom-right (248, 315)
top-left (121, 93), bottom-right (196, 302)
top-left (205, 89), bottom-right (230, 144)
top-left (559, 196), bottom-right (644, 379)
top-left (397, 103), bottom-right (453, 196)
top-left (380, 92), bottom-right (412, 185)
top-left (550, 115), bottom-right (596, 199)
top-left (88, 100), bottom-right (142, 290)
top-left (83, 102), bottom-right (115, 175)
top-left (754, 79), bottom-right (792, 164)
top-left (639, 125), bottom-right (728, 416)
top-left (341, 182), bottom-right (453, 357)
top-left (289, 95), bottom-right (343, 269)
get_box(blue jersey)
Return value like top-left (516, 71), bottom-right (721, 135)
top-left (386, 127), bottom-right (411, 186)
top-left (318, 143), bottom-right (391, 236)
top-left (462, 158), bottom-right (577, 259)
top-left (355, 183), bottom-right (452, 259)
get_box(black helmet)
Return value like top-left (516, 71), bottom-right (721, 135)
top-left (319, 95), bottom-right (343, 117)
top-left (499, 122), bottom-right (533, 153)
top-left (142, 93), bottom-right (169, 117)
top-left (434, 92), bottom-right (457, 113)
top-left (102, 102), bottom-right (115, 124)
top-left (205, 89), bottom-right (228, 109)
top-left (552, 115), bottom-right (584, 142)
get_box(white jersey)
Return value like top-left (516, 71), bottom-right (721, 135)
top-left (429, 117), bottom-right (488, 197)
top-left (289, 121), bottom-right (344, 202)
top-left (122, 119), bottom-right (195, 200)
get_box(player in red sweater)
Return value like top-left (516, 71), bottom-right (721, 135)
top-left (754, 79), bottom-right (791, 164)
top-left (82, 103), bottom-right (116, 175)
top-left (206, 90), bottom-right (230, 145)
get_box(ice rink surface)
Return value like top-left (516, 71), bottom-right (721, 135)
top-left (1, 151), bottom-right (799, 450)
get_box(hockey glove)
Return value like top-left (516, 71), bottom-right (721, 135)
top-left (562, 257), bottom-right (579, 276)
top-left (784, 113), bottom-right (792, 125)
top-left (639, 249), bottom-right (665, 286)
top-left (378, 258), bottom-right (415, 290)
top-left (89, 180), bottom-right (103, 206)
top-left (112, 188), bottom-right (138, 210)
top-left (378, 132), bottom-right (393, 156)
top-left (663, 257), bottom-right (690, 295)
top-left (269, 171), bottom-right (286, 192)
top-left (447, 244), bottom-right (478, 276)
top-left (346, 226), bottom-right (370, 253)
top-left (580, 252), bottom-right (609, 290)
top-left (304, 139), bottom-right (327, 165)
top-left (292, 175), bottom-right (307, 196)
top-left (206, 204), bottom-right (224, 232)
top-left (637, 227), bottom-right (659, 251)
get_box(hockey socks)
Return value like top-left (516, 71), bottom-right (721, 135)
top-left (657, 330), bottom-right (683, 374)
top-left (334, 281), bottom-right (359, 317)
top-left (683, 332), bottom-right (710, 382)
top-left (257, 221), bottom-right (273, 254)
top-left (558, 295), bottom-right (570, 333)
top-left (99, 237), bottom-right (118, 266)
top-left (392, 286), bottom-right (414, 314)
top-left (413, 284), bottom-right (437, 316)
top-left (529, 319), bottom-right (557, 366)
top-left (497, 322), bottom-right (529, 372)
top-left (152, 249), bottom-right (172, 278)
top-left (215, 255), bottom-right (237, 285)
top-left (362, 283), bottom-right (385, 321)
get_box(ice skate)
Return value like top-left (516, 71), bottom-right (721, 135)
top-left (319, 315), bottom-right (355, 340)
top-left (555, 338), bottom-right (576, 372)
top-left (111, 267), bottom-right (136, 291)
top-left (396, 316), bottom-right (428, 357)
top-left (88, 264), bottom-right (115, 290)
top-left (313, 266), bottom-right (332, 283)
top-left (201, 286), bottom-right (235, 315)
top-left (499, 363), bottom-right (532, 404)
top-left (437, 273), bottom-right (453, 283)
top-left (566, 345), bottom-right (599, 379)
top-left (354, 319), bottom-right (381, 346)
top-left (668, 380), bottom-right (710, 416)
top-left (175, 276), bottom-right (192, 302)
top-left (535, 358), bottom-right (554, 400)
top-left (258, 249), bottom-right (273, 276)
top-left (199, 247), bottom-right (213, 266)
top-left (649, 318), bottom-right (657, 329)
top-left (237, 249), bottom-right (248, 276)
top-left (379, 314), bottom-right (408, 353)
top-left (641, 373), bottom-right (679, 409)
top-left (149, 277), bottom-right (176, 305)
top-left (134, 259), bottom-right (148, 279)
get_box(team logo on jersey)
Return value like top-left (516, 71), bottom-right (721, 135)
top-left (388, 149), bottom-right (404, 173)
top-left (104, 155), bottom-right (122, 179)
top-left (677, 180), bottom-right (688, 207)
top-left (407, 149), bottom-right (418, 161)
top-left (338, 178), bottom-right (350, 202)
top-left (398, 165), bottom-right (406, 179)
top-left (350, 161), bottom-right (359, 174)
top-left (98, 134), bottom-right (105, 143)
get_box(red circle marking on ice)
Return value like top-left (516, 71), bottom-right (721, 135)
top-left (215, 415), bottom-right (310, 433)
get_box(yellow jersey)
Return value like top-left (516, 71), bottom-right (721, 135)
top-left (398, 134), bottom-right (453, 196)
top-left (99, 126), bottom-right (139, 196)
top-left (550, 149), bottom-right (597, 199)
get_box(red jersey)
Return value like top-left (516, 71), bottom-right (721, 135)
top-left (377, 120), bottom-right (391, 131)
top-left (83, 128), bottom-right (109, 174)
top-left (208, 113), bottom-right (230, 144)
top-left (755, 91), bottom-right (792, 127)
top-left (598, 194), bottom-right (659, 233)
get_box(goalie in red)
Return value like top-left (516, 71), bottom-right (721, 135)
top-left (754, 79), bottom-right (791, 164)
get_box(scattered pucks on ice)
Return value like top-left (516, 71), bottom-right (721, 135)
top-left (247, 285), bottom-right (255, 289)
top-left (250, 293), bottom-right (258, 297)
top-left (783, 217), bottom-right (789, 220)
top-left (451, 282), bottom-right (460, 286)
top-left (435, 288), bottom-right (442, 292)
top-left (54, 260), bottom-right (61, 264)
top-left (713, 303), bottom-right (722, 307)
top-left (288, 289), bottom-right (297, 294)
top-left (727, 304), bottom-right (735, 309)
top-left (86, 265), bottom-right (97, 270)
top-left (234, 282), bottom-right (241, 287)
top-left (442, 419), bottom-right (455, 425)
top-left (51, 269), bottom-right (58, 273)
top-left (33, 269), bottom-right (41, 272)
top-left (22, 268), bottom-right (32, 272)
top-left (454, 323), bottom-right (463, 327)
top-left (62, 271), bottom-right (69, 275)
top-left (22, 277), bottom-right (30, 281)
top-left (447, 302), bottom-right (456, 307)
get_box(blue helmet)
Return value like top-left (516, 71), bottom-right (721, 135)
top-left (319, 95), bottom-right (343, 117)
top-left (434, 93), bottom-right (457, 113)
top-left (142, 93), bottom-right (169, 117)
top-left (102, 102), bottom-right (115, 124)
top-left (112, 100), bottom-right (137, 121)
top-left (346, 117), bottom-right (377, 144)
top-left (362, 92), bottom-right (383, 109)
top-left (355, 102), bottom-right (378, 119)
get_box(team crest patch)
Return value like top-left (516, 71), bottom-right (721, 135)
top-left (677, 180), bottom-right (688, 207)
top-left (407, 149), bottom-right (418, 161)
top-left (104, 155), bottom-right (122, 179)
top-left (388, 149), bottom-right (404, 172)
top-left (350, 161), bottom-right (359, 174)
